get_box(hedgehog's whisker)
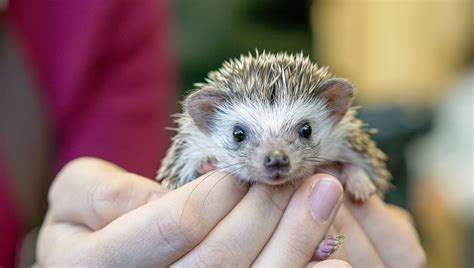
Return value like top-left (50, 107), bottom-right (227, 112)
top-left (303, 157), bottom-right (334, 163)
top-left (180, 168), bottom-right (223, 223)
top-left (179, 163), bottom-right (245, 223)
top-left (303, 156), bottom-right (348, 163)
top-left (197, 166), bottom-right (246, 219)
top-left (179, 145), bottom-right (232, 156)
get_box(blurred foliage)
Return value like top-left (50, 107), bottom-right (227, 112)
top-left (176, 0), bottom-right (313, 95)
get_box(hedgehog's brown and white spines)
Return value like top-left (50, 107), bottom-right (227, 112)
top-left (156, 51), bottom-right (391, 200)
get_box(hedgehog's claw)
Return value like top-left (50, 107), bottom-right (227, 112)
top-left (314, 234), bottom-right (345, 261)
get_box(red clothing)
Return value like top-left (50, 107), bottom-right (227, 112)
top-left (2, 0), bottom-right (177, 266)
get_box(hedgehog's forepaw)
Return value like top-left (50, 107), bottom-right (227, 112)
top-left (343, 165), bottom-right (376, 202)
top-left (314, 234), bottom-right (345, 261)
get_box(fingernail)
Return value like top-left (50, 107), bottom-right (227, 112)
top-left (310, 178), bottom-right (342, 222)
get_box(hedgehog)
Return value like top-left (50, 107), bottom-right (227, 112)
top-left (157, 52), bottom-right (391, 202)
top-left (156, 51), bottom-right (391, 261)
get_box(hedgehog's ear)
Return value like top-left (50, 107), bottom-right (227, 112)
top-left (318, 78), bottom-right (353, 123)
top-left (186, 89), bottom-right (226, 133)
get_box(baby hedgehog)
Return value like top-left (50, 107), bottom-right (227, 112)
top-left (156, 51), bottom-right (391, 261)
top-left (157, 52), bottom-right (391, 202)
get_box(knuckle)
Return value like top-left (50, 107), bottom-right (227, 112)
top-left (258, 186), bottom-right (288, 213)
top-left (190, 243), bottom-right (241, 267)
top-left (87, 177), bottom-right (126, 225)
top-left (284, 229), bottom-right (315, 262)
top-left (153, 210), bottom-right (200, 256)
top-left (154, 217), bottom-right (184, 257)
top-left (94, 175), bottom-right (120, 199)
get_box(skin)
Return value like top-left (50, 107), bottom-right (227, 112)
top-left (36, 157), bottom-right (425, 267)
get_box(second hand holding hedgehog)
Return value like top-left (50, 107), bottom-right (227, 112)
top-left (157, 52), bottom-right (391, 260)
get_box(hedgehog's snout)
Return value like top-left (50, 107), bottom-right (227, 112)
top-left (264, 150), bottom-right (290, 175)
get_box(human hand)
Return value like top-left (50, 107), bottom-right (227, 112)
top-left (37, 157), bottom-right (350, 267)
top-left (325, 167), bottom-right (427, 268)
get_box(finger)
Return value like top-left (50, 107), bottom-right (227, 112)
top-left (345, 194), bottom-right (426, 267)
top-left (253, 174), bottom-right (343, 267)
top-left (174, 181), bottom-right (296, 266)
top-left (332, 204), bottom-right (385, 267)
top-left (48, 157), bottom-right (167, 230)
top-left (386, 204), bottom-right (415, 225)
top-left (307, 259), bottom-right (352, 268)
top-left (79, 171), bottom-right (248, 267)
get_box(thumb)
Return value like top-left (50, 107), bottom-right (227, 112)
top-left (49, 157), bottom-right (168, 230)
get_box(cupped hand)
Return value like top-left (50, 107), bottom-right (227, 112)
top-left (37, 157), bottom-right (349, 267)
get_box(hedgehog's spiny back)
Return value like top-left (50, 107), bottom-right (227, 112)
top-left (197, 52), bottom-right (333, 103)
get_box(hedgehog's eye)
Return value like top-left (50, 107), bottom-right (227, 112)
top-left (298, 123), bottom-right (312, 138)
top-left (233, 126), bottom-right (246, 142)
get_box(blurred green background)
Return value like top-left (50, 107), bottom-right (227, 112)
top-left (176, 0), bottom-right (313, 96)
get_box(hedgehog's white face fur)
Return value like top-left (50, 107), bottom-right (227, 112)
top-left (175, 52), bottom-right (354, 186)
top-left (209, 96), bottom-right (338, 185)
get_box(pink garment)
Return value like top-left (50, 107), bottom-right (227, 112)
top-left (0, 147), bottom-right (22, 268)
top-left (2, 0), bottom-right (177, 266)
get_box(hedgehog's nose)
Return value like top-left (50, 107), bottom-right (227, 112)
top-left (264, 150), bottom-right (290, 169)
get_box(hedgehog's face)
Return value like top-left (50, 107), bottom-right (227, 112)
top-left (186, 78), bottom-right (353, 185)
top-left (210, 96), bottom-right (347, 185)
